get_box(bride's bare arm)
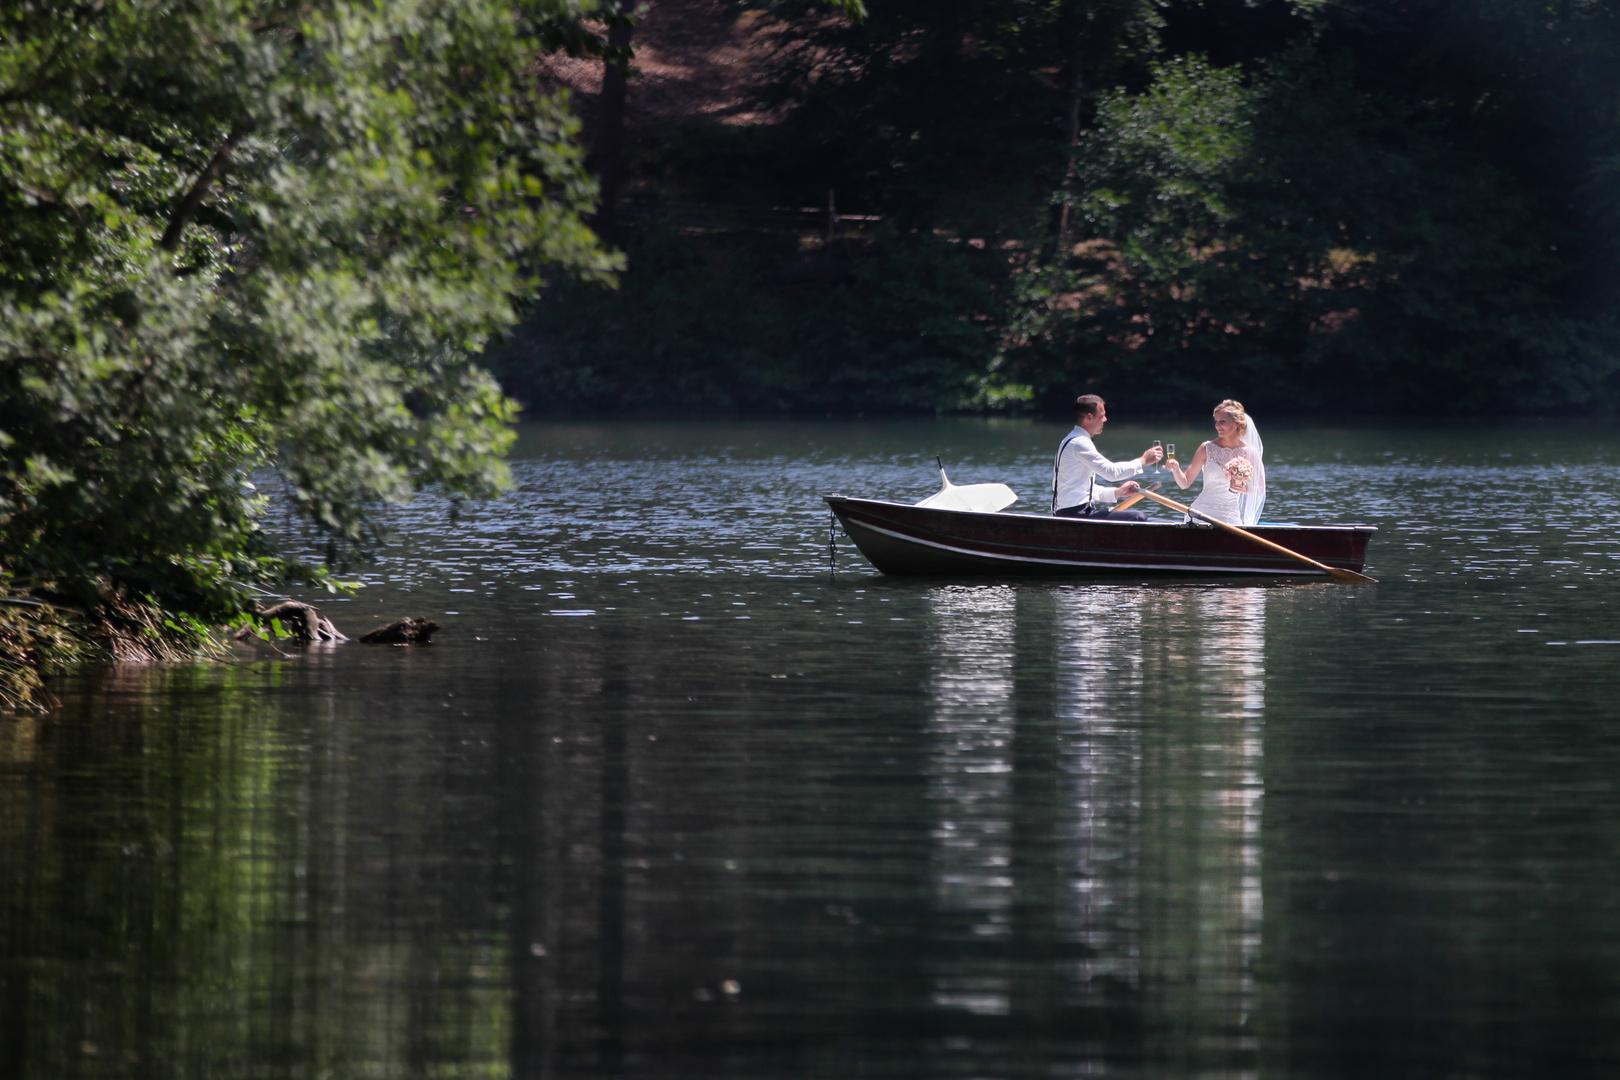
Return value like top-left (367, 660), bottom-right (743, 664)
top-left (1168, 443), bottom-right (1206, 489)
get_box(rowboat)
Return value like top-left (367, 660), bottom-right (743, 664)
top-left (824, 495), bottom-right (1375, 578)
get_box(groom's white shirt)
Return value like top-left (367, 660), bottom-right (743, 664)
top-left (1052, 427), bottom-right (1144, 512)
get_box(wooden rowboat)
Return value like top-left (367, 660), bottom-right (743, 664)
top-left (825, 495), bottom-right (1375, 578)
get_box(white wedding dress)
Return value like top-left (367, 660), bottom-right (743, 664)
top-left (1189, 421), bottom-right (1266, 526)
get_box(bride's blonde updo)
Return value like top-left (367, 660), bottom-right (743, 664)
top-left (1213, 399), bottom-right (1248, 436)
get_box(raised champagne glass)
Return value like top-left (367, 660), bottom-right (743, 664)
top-left (1166, 442), bottom-right (1177, 467)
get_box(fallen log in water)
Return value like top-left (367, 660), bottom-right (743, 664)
top-left (234, 601), bottom-right (348, 644)
top-left (359, 617), bottom-right (440, 645)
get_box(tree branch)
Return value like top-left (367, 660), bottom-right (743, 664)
top-left (160, 124), bottom-right (246, 252)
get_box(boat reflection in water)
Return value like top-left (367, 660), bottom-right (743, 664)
top-left (922, 584), bottom-right (1268, 1073)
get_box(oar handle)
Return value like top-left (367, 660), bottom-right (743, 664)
top-left (1135, 488), bottom-right (1375, 583)
top-left (1112, 483), bottom-right (1160, 513)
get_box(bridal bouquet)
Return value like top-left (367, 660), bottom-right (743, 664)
top-left (1224, 455), bottom-right (1254, 493)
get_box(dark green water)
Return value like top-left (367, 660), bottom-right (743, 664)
top-left (5, 418), bottom-right (1620, 1079)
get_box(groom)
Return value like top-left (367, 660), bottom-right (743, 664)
top-left (1052, 394), bottom-right (1163, 519)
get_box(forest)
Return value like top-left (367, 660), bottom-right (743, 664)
top-left (494, 0), bottom-right (1620, 419)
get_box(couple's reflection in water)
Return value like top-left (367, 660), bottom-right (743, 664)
top-left (924, 583), bottom-right (1267, 1073)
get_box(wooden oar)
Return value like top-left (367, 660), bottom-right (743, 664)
top-left (1112, 482), bottom-right (1160, 513)
top-left (1135, 488), bottom-right (1376, 583)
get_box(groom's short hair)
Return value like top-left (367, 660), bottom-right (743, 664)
top-left (1074, 394), bottom-right (1105, 423)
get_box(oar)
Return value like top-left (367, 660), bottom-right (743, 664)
top-left (1135, 488), bottom-right (1376, 583)
top-left (1112, 482), bottom-right (1160, 513)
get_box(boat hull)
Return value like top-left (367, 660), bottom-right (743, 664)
top-left (826, 496), bottom-right (1375, 578)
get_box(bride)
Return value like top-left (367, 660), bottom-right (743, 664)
top-left (1166, 399), bottom-right (1266, 525)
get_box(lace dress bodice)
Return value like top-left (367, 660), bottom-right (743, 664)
top-left (1191, 441), bottom-right (1259, 525)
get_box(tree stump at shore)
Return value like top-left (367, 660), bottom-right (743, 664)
top-left (235, 601), bottom-right (348, 643)
top-left (359, 617), bottom-right (440, 645)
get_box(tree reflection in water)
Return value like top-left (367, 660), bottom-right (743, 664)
top-left (1, 582), bottom-right (1281, 1079)
top-left (0, 661), bottom-right (515, 1080)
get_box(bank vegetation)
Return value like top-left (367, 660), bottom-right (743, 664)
top-left (495, 0), bottom-right (1620, 420)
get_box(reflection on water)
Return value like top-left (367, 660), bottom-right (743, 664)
top-left (927, 586), bottom-right (1018, 1016)
top-left (6, 419), bottom-right (1620, 1078)
top-left (0, 663), bottom-right (514, 1079)
top-left (915, 582), bottom-right (1272, 1073)
top-left (1057, 588), bottom-right (1148, 1021)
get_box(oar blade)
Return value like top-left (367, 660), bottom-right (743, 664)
top-left (916, 482), bottom-right (1018, 513)
top-left (915, 486), bottom-right (965, 510)
top-left (950, 482), bottom-right (1019, 513)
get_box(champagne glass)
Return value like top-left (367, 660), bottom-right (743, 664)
top-left (1166, 442), bottom-right (1177, 467)
top-left (1152, 439), bottom-right (1162, 470)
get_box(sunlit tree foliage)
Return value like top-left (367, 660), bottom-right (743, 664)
top-left (0, 0), bottom-right (620, 622)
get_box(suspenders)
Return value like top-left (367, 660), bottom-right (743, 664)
top-left (1055, 432), bottom-right (1120, 514)
top-left (1051, 433), bottom-right (1083, 513)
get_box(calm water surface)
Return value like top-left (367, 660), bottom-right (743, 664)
top-left (5, 419), bottom-right (1620, 1079)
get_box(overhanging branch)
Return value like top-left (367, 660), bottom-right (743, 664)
top-left (160, 124), bottom-right (247, 252)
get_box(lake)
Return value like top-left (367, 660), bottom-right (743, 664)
top-left (4, 417), bottom-right (1620, 1079)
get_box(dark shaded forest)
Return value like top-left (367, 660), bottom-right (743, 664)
top-left (492, 0), bottom-right (1620, 418)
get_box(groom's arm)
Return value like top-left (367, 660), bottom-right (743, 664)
top-left (1071, 441), bottom-right (1145, 484)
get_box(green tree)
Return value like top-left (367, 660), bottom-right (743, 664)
top-left (1019, 51), bottom-right (1617, 412)
top-left (0, 0), bottom-right (619, 629)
